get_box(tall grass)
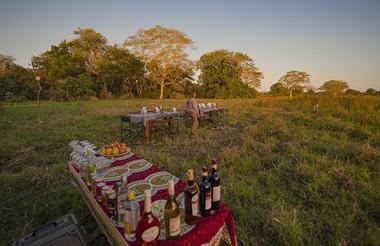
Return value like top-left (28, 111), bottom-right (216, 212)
top-left (1, 96), bottom-right (380, 245)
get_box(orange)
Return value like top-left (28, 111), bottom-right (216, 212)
top-left (105, 147), bottom-right (113, 155)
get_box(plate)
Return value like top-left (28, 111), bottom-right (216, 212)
top-left (97, 147), bottom-right (131, 158)
top-left (152, 199), bottom-right (166, 220)
top-left (147, 171), bottom-right (178, 189)
top-left (127, 181), bottom-right (154, 201)
top-left (99, 165), bottom-right (129, 182)
top-left (127, 159), bottom-right (152, 172)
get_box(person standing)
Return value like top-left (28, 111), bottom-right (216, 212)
top-left (185, 91), bottom-right (200, 138)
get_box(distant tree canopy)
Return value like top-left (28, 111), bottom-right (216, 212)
top-left (345, 88), bottom-right (361, 95)
top-left (278, 71), bottom-right (310, 98)
top-left (270, 82), bottom-right (289, 96)
top-left (1, 26), bottom-right (379, 102)
top-left (30, 28), bottom-right (146, 101)
top-left (124, 25), bottom-right (195, 99)
top-left (365, 88), bottom-right (378, 95)
top-left (196, 49), bottom-right (262, 98)
top-left (0, 55), bottom-right (35, 102)
top-left (319, 80), bottom-right (349, 96)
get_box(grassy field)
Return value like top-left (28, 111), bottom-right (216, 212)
top-left (1, 96), bottom-right (380, 245)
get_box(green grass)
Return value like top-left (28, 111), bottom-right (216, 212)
top-left (1, 96), bottom-right (380, 245)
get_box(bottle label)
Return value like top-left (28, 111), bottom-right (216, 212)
top-left (124, 222), bottom-right (131, 235)
top-left (212, 186), bottom-right (221, 202)
top-left (141, 226), bottom-right (159, 242)
top-left (124, 209), bottom-right (138, 233)
top-left (205, 192), bottom-right (211, 210)
top-left (169, 215), bottom-right (181, 236)
top-left (191, 195), bottom-right (198, 216)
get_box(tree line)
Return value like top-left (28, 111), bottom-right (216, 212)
top-left (0, 26), bottom-right (378, 102)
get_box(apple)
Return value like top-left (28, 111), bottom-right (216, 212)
top-left (100, 147), bottom-right (106, 154)
top-left (112, 146), bottom-right (120, 155)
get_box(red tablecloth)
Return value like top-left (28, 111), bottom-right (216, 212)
top-left (72, 154), bottom-right (236, 246)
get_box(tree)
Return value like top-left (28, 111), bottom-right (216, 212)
top-left (278, 71), bottom-right (310, 98)
top-left (69, 28), bottom-right (108, 76)
top-left (270, 82), bottom-right (289, 96)
top-left (124, 25), bottom-right (195, 99)
top-left (0, 56), bottom-right (35, 101)
top-left (96, 45), bottom-right (145, 98)
top-left (0, 54), bottom-right (15, 75)
top-left (197, 49), bottom-right (262, 98)
top-left (31, 40), bottom-right (90, 100)
top-left (365, 88), bottom-right (378, 95)
top-left (345, 89), bottom-right (361, 95)
top-left (319, 80), bottom-right (349, 96)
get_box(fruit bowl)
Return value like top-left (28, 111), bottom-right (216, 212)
top-left (97, 147), bottom-right (131, 158)
top-left (97, 142), bottom-right (131, 158)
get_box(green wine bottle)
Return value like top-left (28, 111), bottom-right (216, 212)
top-left (164, 179), bottom-right (181, 240)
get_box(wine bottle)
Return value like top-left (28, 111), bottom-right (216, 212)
top-left (210, 159), bottom-right (221, 211)
top-left (200, 166), bottom-right (211, 216)
top-left (117, 174), bottom-right (128, 226)
top-left (185, 169), bottom-right (199, 225)
top-left (124, 191), bottom-right (140, 242)
top-left (164, 179), bottom-right (181, 239)
top-left (136, 190), bottom-right (160, 245)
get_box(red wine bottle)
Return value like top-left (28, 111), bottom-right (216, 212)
top-left (136, 190), bottom-right (160, 245)
top-left (200, 166), bottom-right (211, 216)
top-left (185, 169), bottom-right (199, 225)
top-left (210, 159), bottom-right (220, 211)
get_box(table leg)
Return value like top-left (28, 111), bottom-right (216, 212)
top-left (144, 122), bottom-right (150, 143)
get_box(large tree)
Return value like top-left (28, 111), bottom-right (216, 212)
top-left (278, 71), bottom-right (310, 98)
top-left (270, 82), bottom-right (289, 96)
top-left (124, 25), bottom-right (195, 99)
top-left (365, 88), bottom-right (378, 95)
top-left (96, 45), bottom-right (145, 98)
top-left (197, 49), bottom-right (262, 98)
top-left (319, 80), bottom-right (349, 96)
top-left (0, 54), bottom-right (15, 75)
top-left (0, 55), bottom-right (35, 101)
top-left (69, 28), bottom-right (108, 76)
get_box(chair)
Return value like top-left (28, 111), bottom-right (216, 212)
top-left (120, 115), bottom-right (144, 143)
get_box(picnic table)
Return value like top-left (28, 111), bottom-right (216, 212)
top-left (198, 107), bottom-right (228, 125)
top-left (122, 112), bottom-right (184, 142)
top-left (68, 150), bottom-right (237, 246)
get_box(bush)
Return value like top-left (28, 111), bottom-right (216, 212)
top-left (3, 92), bottom-right (24, 102)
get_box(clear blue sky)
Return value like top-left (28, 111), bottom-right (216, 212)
top-left (1, 0), bottom-right (379, 91)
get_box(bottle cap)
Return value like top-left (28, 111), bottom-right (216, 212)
top-left (122, 174), bottom-right (128, 184)
top-left (144, 189), bottom-right (151, 198)
top-left (212, 159), bottom-right (217, 165)
top-left (168, 179), bottom-right (175, 195)
top-left (108, 191), bottom-right (116, 199)
top-left (202, 166), bottom-right (208, 176)
top-left (186, 169), bottom-right (194, 181)
top-left (128, 191), bottom-right (135, 200)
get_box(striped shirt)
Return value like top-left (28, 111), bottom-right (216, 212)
top-left (185, 98), bottom-right (198, 115)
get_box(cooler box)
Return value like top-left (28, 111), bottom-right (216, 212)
top-left (12, 214), bottom-right (88, 246)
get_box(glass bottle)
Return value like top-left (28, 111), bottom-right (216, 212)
top-left (124, 191), bottom-right (140, 242)
top-left (164, 179), bottom-right (181, 239)
top-left (184, 169), bottom-right (199, 225)
top-left (210, 159), bottom-right (221, 211)
top-left (200, 166), bottom-right (211, 216)
top-left (136, 190), bottom-right (160, 245)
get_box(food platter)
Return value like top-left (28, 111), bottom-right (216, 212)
top-left (127, 159), bottom-right (152, 173)
top-left (127, 181), bottom-right (155, 201)
top-left (99, 165), bottom-right (130, 182)
top-left (96, 147), bottom-right (131, 158)
top-left (146, 171), bottom-right (179, 189)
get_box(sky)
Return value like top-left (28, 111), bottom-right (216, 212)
top-left (1, 0), bottom-right (379, 91)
